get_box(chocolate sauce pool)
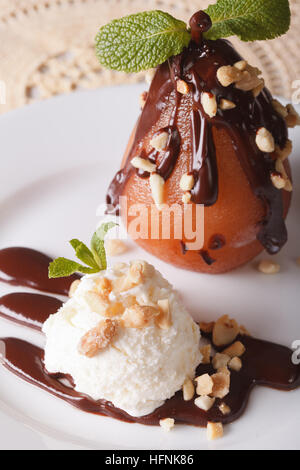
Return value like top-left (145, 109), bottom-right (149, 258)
top-left (106, 10), bottom-right (288, 255)
top-left (0, 246), bottom-right (299, 427)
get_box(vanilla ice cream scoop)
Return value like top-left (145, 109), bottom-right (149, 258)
top-left (43, 260), bottom-right (201, 417)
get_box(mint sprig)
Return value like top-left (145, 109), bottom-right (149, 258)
top-left (94, 1), bottom-right (290, 73)
top-left (204, 0), bottom-right (291, 41)
top-left (95, 10), bottom-right (190, 73)
top-left (49, 222), bottom-right (117, 278)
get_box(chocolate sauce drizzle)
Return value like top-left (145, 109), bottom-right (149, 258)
top-left (106, 10), bottom-right (288, 254)
top-left (0, 246), bottom-right (299, 427)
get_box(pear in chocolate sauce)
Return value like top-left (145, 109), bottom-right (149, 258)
top-left (106, 11), bottom-right (292, 274)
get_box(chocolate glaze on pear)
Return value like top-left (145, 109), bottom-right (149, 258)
top-left (106, 11), bottom-right (292, 274)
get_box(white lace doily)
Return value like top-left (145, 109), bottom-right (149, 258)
top-left (1, 0), bottom-right (299, 114)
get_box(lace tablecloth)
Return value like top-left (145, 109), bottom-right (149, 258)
top-left (1, 0), bottom-right (299, 114)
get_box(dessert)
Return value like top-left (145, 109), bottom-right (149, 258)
top-left (43, 261), bottom-right (201, 417)
top-left (104, 11), bottom-right (298, 273)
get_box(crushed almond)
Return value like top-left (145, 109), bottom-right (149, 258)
top-left (200, 321), bottom-right (215, 333)
top-left (285, 104), bottom-right (300, 128)
top-left (200, 344), bottom-right (211, 364)
top-left (150, 173), bottom-right (165, 209)
top-left (274, 140), bottom-right (292, 161)
top-left (211, 370), bottom-right (230, 399)
top-left (219, 98), bottom-right (236, 110)
top-left (69, 279), bottom-right (81, 298)
top-left (180, 173), bottom-right (195, 191)
top-left (182, 191), bottom-right (192, 204)
top-left (207, 422), bottom-right (223, 441)
top-left (258, 259), bottom-right (280, 275)
top-left (78, 319), bottom-right (117, 358)
top-left (177, 79), bottom-right (189, 95)
top-left (150, 131), bottom-right (169, 151)
top-left (212, 315), bottom-right (239, 347)
top-left (122, 305), bottom-right (160, 328)
top-left (272, 99), bottom-right (288, 118)
top-left (271, 171), bottom-right (286, 190)
top-left (219, 402), bottom-right (231, 415)
top-left (105, 239), bottom-right (128, 257)
top-left (252, 80), bottom-right (265, 98)
top-left (212, 353), bottom-right (230, 370)
top-left (131, 156), bottom-right (156, 173)
top-left (234, 60), bottom-right (247, 71)
top-left (239, 325), bottom-right (251, 337)
top-left (222, 341), bottom-right (245, 358)
top-left (275, 159), bottom-right (293, 192)
top-left (194, 395), bottom-right (215, 411)
top-left (84, 290), bottom-right (110, 315)
top-left (255, 127), bottom-right (275, 153)
top-left (159, 418), bottom-right (175, 432)
top-left (183, 378), bottom-right (195, 401)
top-left (156, 298), bottom-right (172, 329)
top-left (217, 65), bottom-right (243, 87)
top-left (228, 356), bottom-right (242, 372)
top-left (201, 92), bottom-right (217, 118)
top-left (235, 64), bottom-right (264, 93)
top-left (195, 373), bottom-right (213, 396)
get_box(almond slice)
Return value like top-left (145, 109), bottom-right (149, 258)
top-left (78, 319), bottom-right (117, 358)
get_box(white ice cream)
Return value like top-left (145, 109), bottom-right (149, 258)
top-left (43, 261), bottom-right (201, 417)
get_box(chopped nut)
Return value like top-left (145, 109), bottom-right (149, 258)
top-left (212, 353), bottom-right (230, 370)
top-left (252, 79), bottom-right (265, 98)
top-left (183, 378), bottom-right (195, 401)
top-left (217, 65), bottom-right (242, 87)
top-left (200, 321), bottom-right (215, 333)
top-left (177, 79), bottom-right (189, 95)
top-left (219, 98), bottom-right (236, 110)
top-left (140, 91), bottom-right (148, 108)
top-left (255, 127), bottom-right (275, 153)
top-left (234, 60), bottom-right (247, 71)
top-left (69, 279), bottom-right (81, 298)
top-left (131, 156), bottom-right (156, 173)
top-left (122, 295), bottom-right (137, 308)
top-left (105, 239), bottom-right (128, 257)
top-left (194, 395), bottom-right (215, 411)
top-left (228, 356), bottom-right (242, 372)
top-left (107, 302), bottom-right (125, 317)
top-left (122, 305), bottom-right (160, 328)
top-left (274, 140), bottom-right (292, 161)
top-left (275, 159), bottom-right (293, 192)
top-left (159, 418), bottom-right (175, 432)
top-left (195, 373), bottom-right (214, 396)
top-left (212, 315), bottom-right (239, 347)
top-left (182, 192), bottom-right (192, 204)
top-left (84, 291), bottom-right (110, 315)
top-left (200, 344), bottom-right (211, 364)
top-left (272, 99), bottom-right (288, 118)
top-left (150, 131), bottom-right (169, 151)
top-left (145, 68), bottom-right (156, 85)
top-left (271, 171), bottom-right (286, 190)
top-left (156, 298), bottom-right (172, 329)
top-left (211, 371), bottom-right (230, 399)
top-left (207, 422), bottom-right (223, 441)
top-left (239, 325), bottom-right (251, 337)
top-left (130, 260), bottom-right (154, 282)
top-left (201, 92), bottom-right (217, 118)
top-left (219, 402), bottom-right (231, 415)
top-left (150, 173), bottom-right (165, 209)
top-left (285, 104), bottom-right (300, 128)
top-left (222, 341), bottom-right (246, 358)
top-left (78, 319), bottom-right (117, 357)
top-left (258, 259), bottom-right (280, 275)
top-left (180, 173), bottom-right (195, 191)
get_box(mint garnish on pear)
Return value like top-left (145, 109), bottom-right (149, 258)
top-left (48, 222), bottom-right (116, 278)
top-left (95, 0), bottom-right (291, 73)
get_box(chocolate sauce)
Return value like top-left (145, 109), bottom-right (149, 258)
top-left (0, 247), bottom-right (80, 295)
top-left (106, 11), bottom-right (288, 254)
top-left (0, 293), bottom-right (63, 331)
top-left (1, 334), bottom-right (299, 427)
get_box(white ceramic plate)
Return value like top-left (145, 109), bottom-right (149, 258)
top-left (0, 85), bottom-right (299, 450)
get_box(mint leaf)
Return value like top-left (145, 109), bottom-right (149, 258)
top-left (204, 0), bottom-right (291, 41)
top-left (69, 239), bottom-right (99, 270)
top-left (48, 258), bottom-right (98, 279)
top-left (95, 10), bottom-right (191, 73)
top-left (91, 222), bottom-right (117, 271)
